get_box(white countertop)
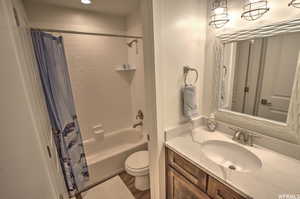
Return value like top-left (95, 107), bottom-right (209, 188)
top-left (165, 126), bottom-right (300, 199)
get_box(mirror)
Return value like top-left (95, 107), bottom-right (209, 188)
top-left (220, 32), bottom-right (300, 123)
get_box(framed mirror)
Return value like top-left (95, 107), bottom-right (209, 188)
top-left (220, 32), bottom-right (300, 123)
top-left (215, 18), bottom-right (300, 143)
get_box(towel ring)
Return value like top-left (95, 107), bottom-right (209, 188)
top-left (184, 66), bottom-right (198, 86)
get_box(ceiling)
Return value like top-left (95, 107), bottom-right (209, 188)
top-left (24, 0), bottom-right (140, 16)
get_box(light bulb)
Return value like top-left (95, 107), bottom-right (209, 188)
top-left (214, 7), bottom-right (225, 15)
top-left (81, 0), bottom-right (91, 5)
top-left (249, 0), bottom-right (260, 3)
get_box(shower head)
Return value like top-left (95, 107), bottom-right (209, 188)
top-left (127, 39), bottom-right (138, 47)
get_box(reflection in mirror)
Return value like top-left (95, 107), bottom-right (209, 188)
top-left (220, 32), bottom-right (300, 123)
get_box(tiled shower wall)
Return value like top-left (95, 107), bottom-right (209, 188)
top-left (24, 1), bottom-right (144, 140)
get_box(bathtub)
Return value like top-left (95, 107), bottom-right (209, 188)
top-left (83, 128), bottom-right (147, 186)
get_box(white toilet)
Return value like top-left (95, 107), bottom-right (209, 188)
top-left (125, 150), bottom-right (150, 191)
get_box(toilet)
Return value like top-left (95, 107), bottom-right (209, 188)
top-left (125, 150), bottom-right (150, 191)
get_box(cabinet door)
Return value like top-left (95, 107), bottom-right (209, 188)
top-left (167, 149), bottom-right (207, 191)
top-left (167, 167), bottom-right (210, 199)
top-left (207, 177), bottom-right (246, 199)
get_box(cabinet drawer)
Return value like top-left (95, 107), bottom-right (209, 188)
top-left (207, 177), bottom-right (246, 199)
top-left (167, 149), bottom-right (207, 192)
top-left (167, 166), bottom-right (210, 199)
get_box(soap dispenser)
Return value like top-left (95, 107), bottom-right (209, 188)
top-left (206, 113), bottom-right (217, 132)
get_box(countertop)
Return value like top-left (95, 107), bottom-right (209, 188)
top-left (165, 126), bottom-right (300, 199)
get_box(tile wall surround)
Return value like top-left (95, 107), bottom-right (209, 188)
top-left (165, 117), bottom-right (300, 161)
top-left (24, 1), bottom-right (145, 140)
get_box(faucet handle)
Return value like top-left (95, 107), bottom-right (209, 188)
top-left (228, 126), bottom-right (242, 133)
top-left (229, 126), bottom-right (261, 146)
top-left (247, 132), bottom-right (261, 146)
top-left (247, 132), bottom-right (261, 138)
top-left (136, 110), bottom-right (144, 120)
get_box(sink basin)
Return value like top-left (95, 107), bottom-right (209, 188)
top-left (201, 140), bottom-right (262, 172)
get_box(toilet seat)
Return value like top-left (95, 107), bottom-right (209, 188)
top-left (125, 151), bottom-right (149, 176)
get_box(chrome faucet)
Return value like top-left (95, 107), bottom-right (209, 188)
top-left (232, 129), bottom-right (248, 145)
top-left (230, 127), bottom-right (259, 146)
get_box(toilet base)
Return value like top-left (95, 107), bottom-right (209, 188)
top-left (135, 175), bottom-right (150, 191)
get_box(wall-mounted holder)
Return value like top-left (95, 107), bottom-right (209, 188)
top-left (93, 124), bottom-right (104, 140)
top-left (183, 66), bottom-right (199, 86)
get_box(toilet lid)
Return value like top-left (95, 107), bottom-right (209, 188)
top-left (126, 151), bottom-right (149, 170)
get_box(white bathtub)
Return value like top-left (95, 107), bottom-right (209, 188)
top-left (83, 128), bottom-right (147, 186)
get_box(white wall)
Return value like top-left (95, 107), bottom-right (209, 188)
top-left (24, 1), bottom-right (126, 35)
top-left (126, 5), bottom-right (145, 121)
top-left (158, 0), bottom-right (208, 128)
top-left (147, 0), bottom-right (208, 199)
top-left (0, 0), bottom-right (67, 198)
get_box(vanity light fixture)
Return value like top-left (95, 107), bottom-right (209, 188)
top-left (241, 0), bottom-right (270, 21)
top-left (209, 0), bottom-right (230, 28)
top-left (289, 0), bottom-right (300, 8)
top-left (81, 0), bottom-right (91, 5)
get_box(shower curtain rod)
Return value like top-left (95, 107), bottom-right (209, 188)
top-left (31, 28), bottom-right (143, 39)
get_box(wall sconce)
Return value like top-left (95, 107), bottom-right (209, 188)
top-left (289, 0), bottom-right (300, 8)
top-left (241, 0), bottom-right (270, 21)
top-left (209, 0), bottom-right (230, 28)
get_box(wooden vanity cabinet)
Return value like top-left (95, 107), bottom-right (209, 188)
top-left (166, 148), bottom-right (247, 199)
top-left (167, 167), bottom-right (210, 199)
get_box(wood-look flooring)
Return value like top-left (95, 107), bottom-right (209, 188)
top-left (119, 172), bottom-right (151, 199)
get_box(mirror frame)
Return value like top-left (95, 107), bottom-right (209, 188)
top-left (214, 18), bottom-right (300, 144)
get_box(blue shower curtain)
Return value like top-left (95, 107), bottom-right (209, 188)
top-left (31, 31), bottom-right (89, 196)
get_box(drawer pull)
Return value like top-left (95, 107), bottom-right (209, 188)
top-left (217, 190), bottom-right (225, 199)
top-left (217, 189), bottom-right (238, 199)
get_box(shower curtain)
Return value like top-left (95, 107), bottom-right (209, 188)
top-left (31, 31), bottom-right (89, 196)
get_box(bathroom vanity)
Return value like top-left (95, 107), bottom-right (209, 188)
top-left (165, 126), bottom-right (300, 199)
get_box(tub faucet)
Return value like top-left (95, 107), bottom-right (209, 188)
top-left (133, 121), bottom-right (143, 128)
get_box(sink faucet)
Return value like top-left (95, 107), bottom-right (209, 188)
top-left (232, 130), bottom-right (248, 145)
top-left (230, 127), bottom-right (258, 146)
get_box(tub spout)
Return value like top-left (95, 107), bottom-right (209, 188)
top-left (133, 121), bottom-right (143, 128)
